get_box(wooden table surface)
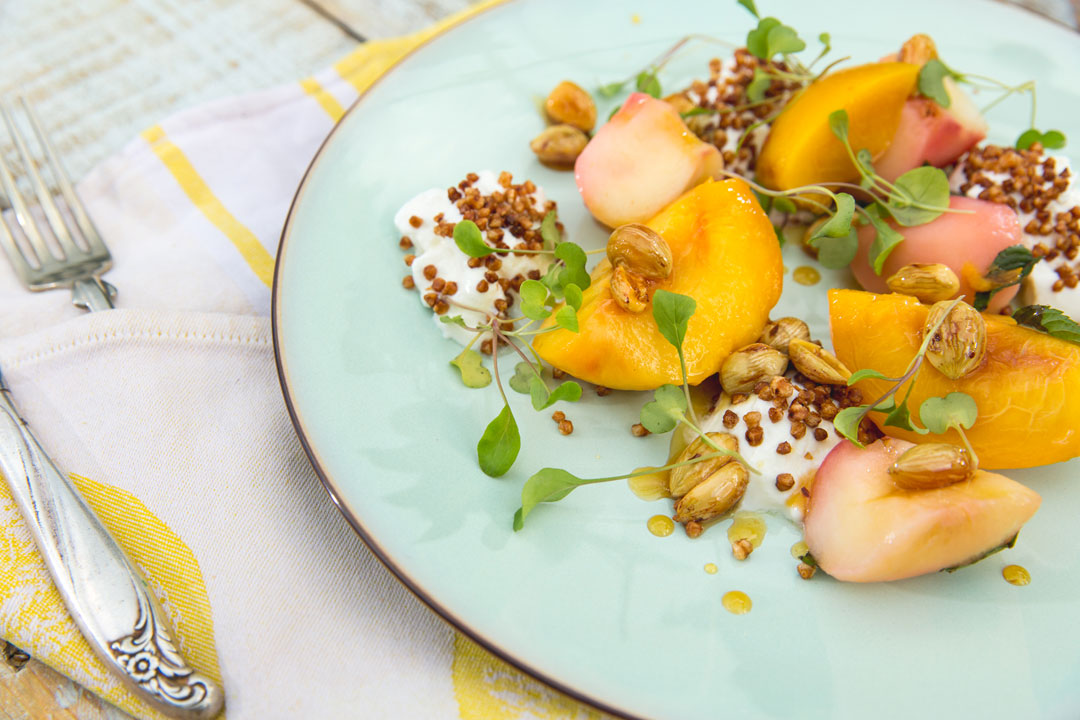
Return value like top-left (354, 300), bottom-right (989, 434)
top-left (2, 0), bottom-right (1078, 718)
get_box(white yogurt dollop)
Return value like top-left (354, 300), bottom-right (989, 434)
top-left (950, 152), bottom-right (1080, 317)
top-left (394, 171), bottom-right (553, 345)
top-left (698, 382), bottom-right (844, 523)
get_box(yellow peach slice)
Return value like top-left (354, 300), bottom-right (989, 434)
top-left (756, 62), bottom-right (919, 191)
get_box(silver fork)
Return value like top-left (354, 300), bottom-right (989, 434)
top-left (0, 98), bottom-right (116, 310)
top-left (0, 99), bottom-right (224, 719)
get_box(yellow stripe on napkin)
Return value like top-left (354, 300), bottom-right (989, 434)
top-left (141, 124), bottom-right (276, 288)
top-left (299, 77), bottom-right (346, 122)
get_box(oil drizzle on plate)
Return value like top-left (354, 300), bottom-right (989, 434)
top-left (728, 511), bottom-right (766, 549)
top-left (704, 563), bottom-right (718, 575)
top-left (647, 515), bottom-right (675, 537)
top-left (722, 590), bottom-right (752, 615)
top-left (793, 265), bottom-right (821, 286)
top-left (629, 467), bottom-right (671, 501)
top-left (1003, 564), bottom-right (1031, 586)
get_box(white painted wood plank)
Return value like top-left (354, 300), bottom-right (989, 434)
top-left (0, 0), bottom-right (360, 180)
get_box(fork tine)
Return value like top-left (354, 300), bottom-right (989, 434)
top-left (5, 101), bottom-right (82, 259)
top-left (0, 195), bottom-right (34, 283)
top-left (20, 98), bottom-right (107, 258)
top-left (0, 105), bottom-right (53, 266)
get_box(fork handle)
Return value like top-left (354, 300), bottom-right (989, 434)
top-left (72, 277), bottom-right (116, 311)
top-left (0, 373), bottom-right (223, 719)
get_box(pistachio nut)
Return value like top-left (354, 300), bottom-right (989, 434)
top-left (609, 264), bottom-right (649, 313)
top-left (720, 343), bottom-right (789, 394)
top-left (669, 432), bottom-right (739, 498)
top-left (898, 33), bottom-right (939, 66)
top-left (545, 80), bottom-right (597, 132)
top-left (889, 442), bottom-right (975, 490)
top-left (924, 300), bottom-right (986, 380)
top-left (606, 224), bottom-right (673, 279)
top-left (886, 263), bottom-right (961, 303)
top-left (787, 338), bottom-right (851, 385)
top-left (673, 461), bottom-right (749, 523)
top-left (529, 124), bottom-right (588, 166)
top-left (758, 317), bottom-right (812, 355)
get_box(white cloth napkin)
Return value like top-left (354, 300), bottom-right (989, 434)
top-left (0, 3), bottom-right (608, 718)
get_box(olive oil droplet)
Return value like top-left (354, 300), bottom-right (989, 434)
top-left (628, 467), bottom-right (671, 501)
top-left (647, 515), bottom-right (675, 537)
top-left (722, 590), bottom-right (752, 615)
top-left (793, 266), bottom-right (821, 286)
top-left (728, 511), bottom-right (767, 549)
top-left (1003, 564), bottom-right (1030, 586)
top-left (704, 563), bottom-right (718, 575)
top-left (790, 540), bottom-right (809, 559)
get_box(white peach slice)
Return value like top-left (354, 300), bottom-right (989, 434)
top-left (875, 79), bottom-right (988, 182)
top-left (804, 438), bottom-right (1040, 583)
top-left (574, 92), bottom-right (723, 228)
top-left (851, 195), bottom-right (1023, 313)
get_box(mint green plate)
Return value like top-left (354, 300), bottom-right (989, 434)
top-left (273, 2), bottom-right (1080, 717)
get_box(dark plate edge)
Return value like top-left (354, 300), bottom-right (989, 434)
top-left (270, 3), bottom-right (645, 719)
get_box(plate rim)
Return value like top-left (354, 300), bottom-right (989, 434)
top-left (270, 1), bottom-right (644, 717)
top-left (271, 3), bottom-right (1078, 718)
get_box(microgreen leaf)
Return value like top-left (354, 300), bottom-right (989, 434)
top-left (772, 196), bottom-right (797, 214)
top-left (540, 210), bottom-right (561, 250)
top-left (639, 384), bottom-right (687, 434)
top-left (812, 193), bottom-right (854, 239)
top-left (555, 305), bottom-right (579, 332)
top-left (828, 109), bottom-right (849, 142)
top-left (1016, 128), bottom-right (1067, 151)
top-left (530, 379), bottom-right (583, 411)
top-left (887, 166), bottom-right (950, 227)
top-left (519, 278), bottom-right (552, 321)
top-left (513, 468), bottom-right (585, 531)
top-left (818, 32), bottom-right (831, 51)
top-left (1012, 305), bottom-right (1080, 344)
top-left (812, 227), bottom-right (859, 269)
top-left (848, 368), bottom-right (894, 384)
top-left (563, 283), bottom-right (583, 311)
top-left (865, 211), bottom-right (906, 275)
top-left (449, 348), bottom-right (492, 389)
top-left (883, 400), bottom-right (915, 431)
top-left (477, 404), bottom-right (520, 477)
top-left (917, 59), bottom-right (957, 108)
top-left (746, 68), bottom-right (772, 103)
top-left (919, 392), bottom-right (977, 435)
top-left (651, 289), bottom-right (696, 351)
top-left (508, 362), bottom-right (536, 394)
top-left (746, 17), bottom-right (781, 60)
top-left (765, 22), bottom-right (805, 57)
top-left (832, 405), bottom-right (868, 447)
top-left (555, 241), bottom-right (591, 291)
top-left (737, 0), bottom-right (760, 18)
top-left (597, 81), bottom-right (626, 99)
top-left (440, 315), bottom-right (470, 329)
top-left (972, 245), bottom-right (1038, 311)
top-left (856, 149), bottom-right (876, 189)
top-left (453, 220), bottom-right (494, 258)
top-left (636, 69), bottom-right (662, 98)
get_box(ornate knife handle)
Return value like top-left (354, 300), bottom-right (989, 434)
top-left (0, 371), bottom-right (223, 719)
